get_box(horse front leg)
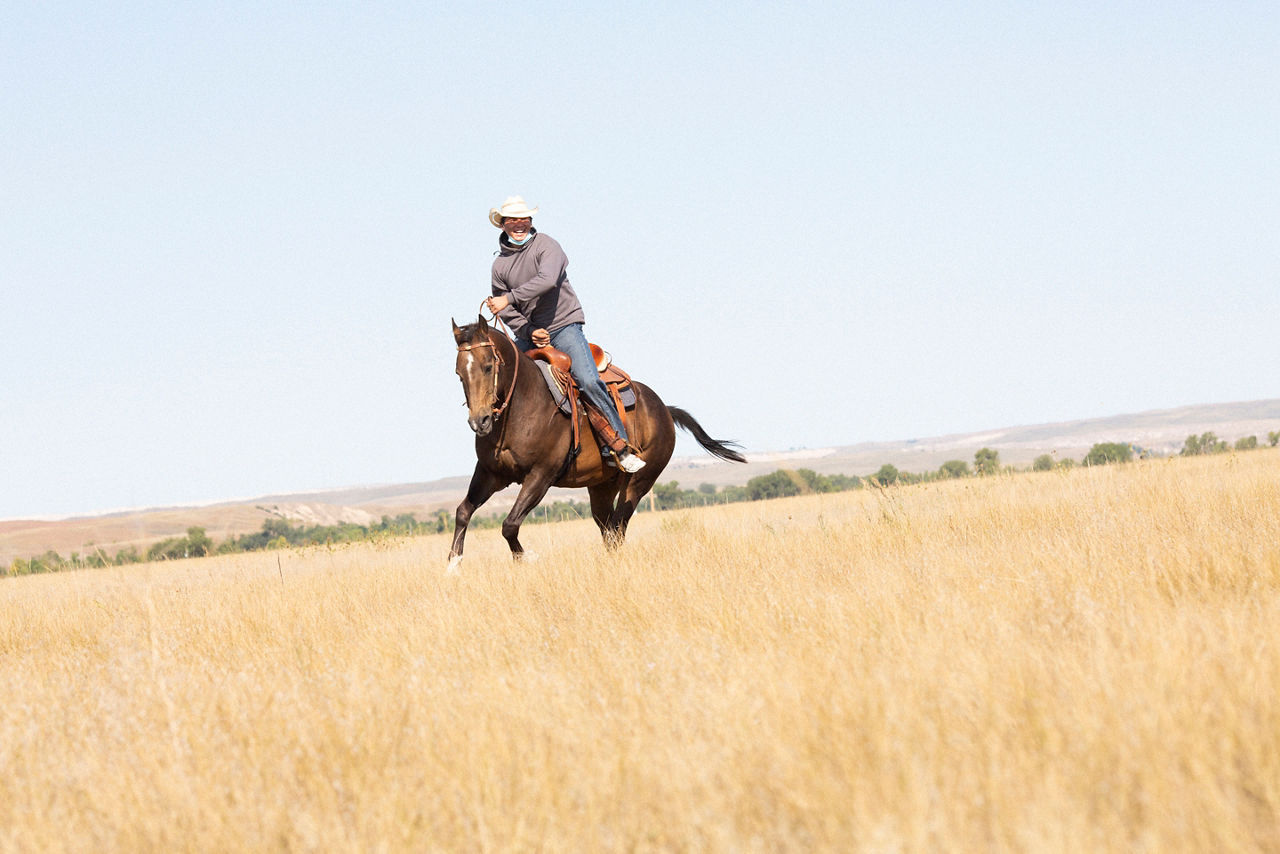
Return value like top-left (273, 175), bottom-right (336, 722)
top-left (501, 470), bottom-right (558, 561)
top-left (448, 463), bottom-right (508, 574)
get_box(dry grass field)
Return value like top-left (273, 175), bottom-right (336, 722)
top-left (1, 451), bottom-right (1278, 852)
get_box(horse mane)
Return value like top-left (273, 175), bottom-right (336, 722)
top-left (457, 321), bottom-right (489, 343)
top-left (454, 319), bottom-right (514, 357)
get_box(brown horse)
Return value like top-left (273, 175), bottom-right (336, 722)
top-left (448, 315), bottom-right (745, 571)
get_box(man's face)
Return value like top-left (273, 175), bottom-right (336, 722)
top-left (502, 217), bottom-right (532, 242)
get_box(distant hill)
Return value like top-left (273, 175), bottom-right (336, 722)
top-left (4, 398), bottom-right (1278, 566)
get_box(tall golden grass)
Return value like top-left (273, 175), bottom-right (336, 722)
top-left (1, 451), bottom-right (1278, 852)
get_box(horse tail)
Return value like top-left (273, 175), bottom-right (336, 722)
top-left (668, 406), bottom-right (748, 463)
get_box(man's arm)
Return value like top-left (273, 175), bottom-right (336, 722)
top-left (489, 271), bottom-right (527, 333)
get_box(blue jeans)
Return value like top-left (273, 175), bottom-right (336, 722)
top-left (516, 323), bottom-right (629, 443)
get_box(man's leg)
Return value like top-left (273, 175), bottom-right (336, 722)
top-left (550, 324), bottom-right (645, 471)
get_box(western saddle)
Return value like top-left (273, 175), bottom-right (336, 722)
top-left (526, 343), bottom-right (635, 462)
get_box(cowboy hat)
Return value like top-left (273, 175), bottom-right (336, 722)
top-left (489, 195), bottom-right (539, 227)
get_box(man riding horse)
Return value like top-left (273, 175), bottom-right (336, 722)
top-left (484, 195), bottom-right (647, 474)
top-left (447, 196), bottom-right (745, 570)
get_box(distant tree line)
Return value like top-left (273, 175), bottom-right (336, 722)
top-left (5, 512), bottom-right (455, 577)
top-left (1180, 431), bottom-right (1278, 455)
top-left (643, 469), bottom-right (865, 511)
top-left (8, 431), bottom-right (1278, 577)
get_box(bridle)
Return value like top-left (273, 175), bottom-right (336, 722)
top-left (457, 321), bottom-right (520, 419)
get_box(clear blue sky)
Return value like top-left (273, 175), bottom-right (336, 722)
top-left (3, 2), bottom-right (1277, 519)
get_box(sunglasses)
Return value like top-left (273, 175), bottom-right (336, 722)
top-left (503, 217), bottom-right (532, 227)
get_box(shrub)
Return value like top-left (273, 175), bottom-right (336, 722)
top-left (1084, 443), bottom-right (1134, 466)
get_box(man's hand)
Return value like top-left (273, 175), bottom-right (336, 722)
top-left (531, 328), bottom-right (551, 348)
top-left (486, 295), bottom-right (510, 314)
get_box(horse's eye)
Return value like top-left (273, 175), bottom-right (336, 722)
top-left (482, 364), bottom-right (493, 374)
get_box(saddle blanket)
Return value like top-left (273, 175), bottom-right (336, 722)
top-left (534, 360), bottom-right (636, 417)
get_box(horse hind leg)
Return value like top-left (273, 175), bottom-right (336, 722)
top-left (588, 481), bottom-right (625, 549)
top-left (605, 469), bottom-right (664, 548)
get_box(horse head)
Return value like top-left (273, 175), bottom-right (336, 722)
top-left (452, 314), bottom-right (503, 436)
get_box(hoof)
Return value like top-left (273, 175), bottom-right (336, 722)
top-left (515, 550), bottom-right (540, 564)
top-left (445, 554), bottom-right (463, 576)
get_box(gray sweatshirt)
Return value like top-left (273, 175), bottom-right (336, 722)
top-left (491, 230), bottom-right (587, 337)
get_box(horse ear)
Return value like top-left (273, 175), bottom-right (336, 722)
top-left (452, 317), bottom-right (464, 344)
top-left (477, 313), bottom-right (489, 331)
